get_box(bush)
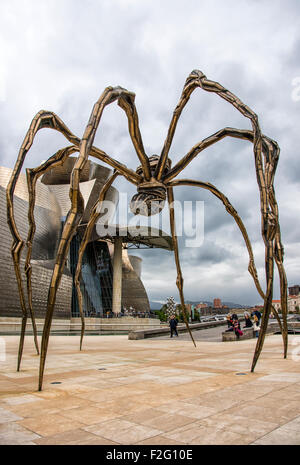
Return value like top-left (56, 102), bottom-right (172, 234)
top-left (193, 309), bottom-right (201, 321)
top-left (154, 309), bottom-right (167, 322)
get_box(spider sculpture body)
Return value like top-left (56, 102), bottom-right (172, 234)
top-left (6, 70), bottom-right (288, 391)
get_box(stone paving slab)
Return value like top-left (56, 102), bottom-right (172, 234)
top-left (0, 334), bottom-right (299, 445)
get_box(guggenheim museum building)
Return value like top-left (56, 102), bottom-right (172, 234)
top-left (0, 157), bottom-right (172, 327)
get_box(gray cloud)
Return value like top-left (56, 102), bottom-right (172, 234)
top-left (0, 0), bottom-right (299, 306)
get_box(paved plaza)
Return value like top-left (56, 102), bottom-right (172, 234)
top-left (0, 332), bottom-right (300, 445)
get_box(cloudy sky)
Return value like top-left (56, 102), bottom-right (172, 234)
top-left (1, 0), bottom-right (300, 306)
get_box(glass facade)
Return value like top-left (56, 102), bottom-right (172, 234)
top-left (69, 234), bottom-right (113, 317)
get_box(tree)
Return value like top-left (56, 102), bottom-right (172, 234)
top-left (175, 304), bottom-right (186, 322)
top-left (154, 307), bottom-right (167, 322)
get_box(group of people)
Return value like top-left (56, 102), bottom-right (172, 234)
top-left (105, 309), bottom-right (152, 318)
top-left (226, 310), bottom-right (262, 339)
top-left (169, 309), bottom-right (263, 340)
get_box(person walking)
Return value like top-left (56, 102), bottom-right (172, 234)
top-left (169, 315), bottom-right (179, 338)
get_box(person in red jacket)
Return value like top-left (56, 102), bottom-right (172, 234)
top-left (232, 314), bottom-right (243, 339)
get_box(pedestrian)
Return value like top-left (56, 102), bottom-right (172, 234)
top-left (225, 314), bottom-right (234, 332)
top-left (252, 309), bottom-right (262, 324)
top-left (169, 315), bottom-right (179, 338)
top-left (232, 314), bottom-right (243, 339)
top-left (253, 314), bottom-right (260, 338)
top-left (226, 313), bottom-right (232, 329)
top-left (243, 312), bottom-right (253, 328)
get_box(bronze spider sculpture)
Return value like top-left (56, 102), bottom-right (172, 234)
top-left (7, 70), bottom-right (288, 391)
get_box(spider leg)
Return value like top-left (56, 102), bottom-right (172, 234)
top-left (24, 170), bottom-right (39, 356)
top-left (165, 128), bottom-right (288, 359)
top-left (155, 74), bottom-right (272, 368)
top-left (250, 133), bottom-right (285, 369)
top-left (155, 72), bottom-right (283, 371)
top-left (163, 127), bottom-right (282, 183)
top-left (156, 70), bottom-right (263, 181)
top-left (86, 86), bottom-right (150, 181)
top-left (74, 171), bottom-right (119, 351)
top-left (38, 85), bottom-right (145, 390)
top-left (166, 187), bottom-right (196, 347)
top-left (38, 207), bottom-right (81, 390)
top-left (262, 137), bottom-right (288, 358)
top-left (24, 146), bottom-right (79, 359)
top-left (6, 112), bottom-right (72, 371)
top-left (117, 93), bottom-right (151, 180)
top-left (7, 108), bottom-right (140, 201)
top-left (5, 111), bottom-right (92, 371)
top-left (6, 111), bottom-right (77, 370)
top-left (163, 128), bottom-right (257, 183)
top-left (90, 146), bottom-right (140, 185)
top-left (274, 230), bottom-right (288, 357)
top-left (168, 178), bottom-right (286, 353)
top-left (7, 107), bottom-right (139, 372)
top-left (11, 239), bottom-right (27, 372)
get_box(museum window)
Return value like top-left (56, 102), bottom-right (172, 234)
top-left (69, 234), bottom-right (113, 317)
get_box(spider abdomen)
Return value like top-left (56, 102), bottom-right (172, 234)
top-left (130, 186), bottom-right (166, 216)
top-left (130, 154), bottom-right (171, 216)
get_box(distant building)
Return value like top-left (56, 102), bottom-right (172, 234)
top-left (185, 304), bottom-right (192, 315)
top-left (196, 303), bottom-right (208, 309)
top-left (272, 300), bottom-right (281, 311)
top-left (201, 306), bottom-right (213, 316)
top-left (213, 298), bottom-right (222, 308)
top-left (288, 285), bottom-right (300, 296)
top-left (288, 295), bottom-right (300, 313)
top-left (176, 303), bottom-right (192, 315)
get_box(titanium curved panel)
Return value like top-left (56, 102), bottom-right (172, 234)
top-left (0, 166), bottom-right (61, 213)
top-left (0, 179), bottom-right (70, 319)
top-left (121, 250), bottom-right (150, 313)
top-left (0, 168), bottom-right (62, 261)
top-left (41, 157), bottom-right (119, 224)
top-left (121, 267), bottom-right (150, 313)
top-left (128, 255), bottom-right (142, 278)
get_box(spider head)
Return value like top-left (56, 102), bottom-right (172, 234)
top-left (130, 155), bottom-right (171, 216)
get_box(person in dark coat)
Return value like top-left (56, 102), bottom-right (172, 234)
top-left (226, 313), bottom-right (232, 329)
top-left (243, 312), bottom-right (253, 328)
top-left (251, 309), bottom-right (262, 323)
top-left (169, 315), bottom-right (179, 337)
